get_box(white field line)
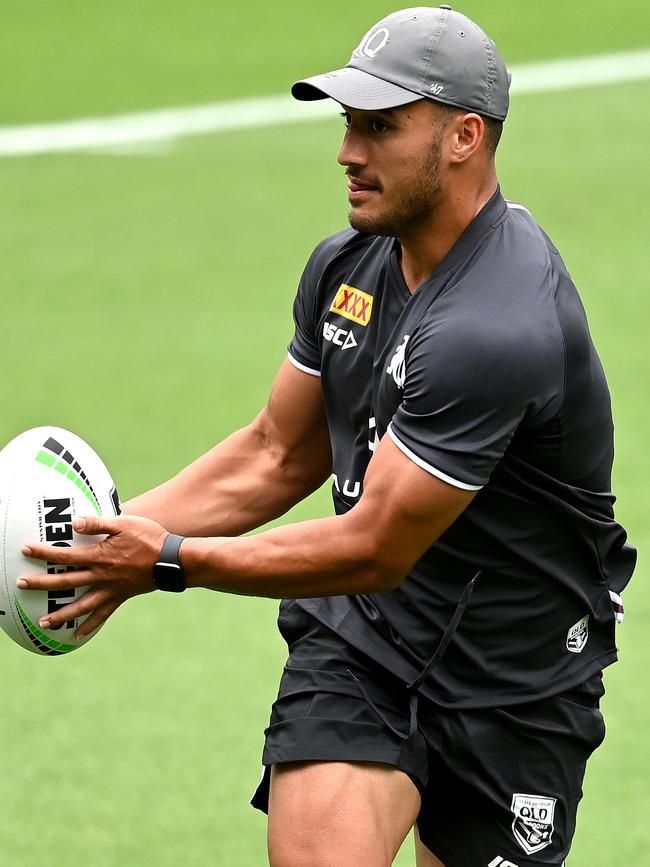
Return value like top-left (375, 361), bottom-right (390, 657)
top-left (1, 48), bottom-right (649, 158)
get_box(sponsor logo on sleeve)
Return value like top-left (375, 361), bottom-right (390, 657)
top-left (329, 284), bottom-right (373, 326)
top-left (511, 794), bottom-right (556, 855)
top-left (323, 321), bottom-right (358, 350)
top-left (566, 615), bottom-right (589, 653)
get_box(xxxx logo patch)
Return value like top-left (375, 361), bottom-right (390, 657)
top-left (329, 284), bottom-right (374, 326)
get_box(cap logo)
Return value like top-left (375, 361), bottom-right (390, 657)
top-left (430, 84), bottom-right (444, 95)
top-left (358, 27), bottom-right (389, 58)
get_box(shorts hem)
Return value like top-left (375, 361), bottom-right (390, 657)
top-left (252, 750), bottom-right (423, 816)
top-left (263, 745), bottom-right (404, 768)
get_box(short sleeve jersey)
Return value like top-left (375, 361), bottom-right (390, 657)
top-left (287, 189), bottom-right (636, 709)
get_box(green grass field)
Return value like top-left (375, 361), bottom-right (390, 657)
top-left (0, 2), bottom-right (648, 864)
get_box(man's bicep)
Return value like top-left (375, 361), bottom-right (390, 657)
top-left (355, 433), bottom-right (476, 584)
top-left (253, 359), bottom-right (332, 488)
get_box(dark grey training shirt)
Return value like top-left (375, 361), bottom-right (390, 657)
top-left (287, 189), bottom-right (635, 709)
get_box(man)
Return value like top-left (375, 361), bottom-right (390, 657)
top-left (19, 6), bottom-right (635, 866)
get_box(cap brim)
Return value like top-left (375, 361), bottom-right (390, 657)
top-left (291, 67), bottom-right (422, 110)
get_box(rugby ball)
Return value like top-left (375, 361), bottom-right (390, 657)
top-left (0, 426), bottom-right (120, 656)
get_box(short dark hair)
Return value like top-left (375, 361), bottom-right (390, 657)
top-left (434, 102), bottom-right (503, 158)
top-left (482, 115), bottom-right (503, 157)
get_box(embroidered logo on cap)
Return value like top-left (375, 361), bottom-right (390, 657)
top-left (357, 27), bottom-right (390, 58)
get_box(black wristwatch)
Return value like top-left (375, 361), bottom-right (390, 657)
top-left (153, 533), bottom-right (186, 592)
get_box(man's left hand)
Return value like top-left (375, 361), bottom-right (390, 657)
top-left (18, 515), bottom-right (169, 639)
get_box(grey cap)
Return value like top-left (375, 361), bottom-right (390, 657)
top-left (292, 5), bottom-right (510, 121)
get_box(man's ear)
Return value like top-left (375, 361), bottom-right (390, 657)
top-left (448, 112), bottom-right (485, 163)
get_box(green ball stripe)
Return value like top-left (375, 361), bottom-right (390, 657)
top-left (35, 449), bottom-right (101, 515)
top-left (15, 599), bottom-right (77, 654)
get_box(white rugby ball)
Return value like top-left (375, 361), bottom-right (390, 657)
top-left (0, 426), bottom-right (120, 656)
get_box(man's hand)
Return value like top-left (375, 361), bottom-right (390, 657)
top-left (18, 515), bottom-right (169, 639)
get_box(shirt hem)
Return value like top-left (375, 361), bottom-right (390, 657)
top-left (294, 599), bottom-right (618, 710)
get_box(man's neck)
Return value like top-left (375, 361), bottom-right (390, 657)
top-left (398, 175), bottom-right (498, 294)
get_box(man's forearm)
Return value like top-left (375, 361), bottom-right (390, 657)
top-left (180, 511), bottom-right (398, 599)
top-left (125, 423), bottom-right (330, 538)
top-left (173, 435), bottom-right (474, 600)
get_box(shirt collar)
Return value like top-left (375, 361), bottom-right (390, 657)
top-left (389, 187), bottom-right (507, 292)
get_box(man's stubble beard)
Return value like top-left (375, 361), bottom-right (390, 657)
top-left (347, 125), bottom-right (445, 239)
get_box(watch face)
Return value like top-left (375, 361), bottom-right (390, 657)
top-left (153, 562), bottom-right (185, 593)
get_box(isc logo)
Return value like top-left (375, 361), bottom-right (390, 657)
top-left (323, 321), bottom-right (357, 350)
top-left (329, 284), bottom-right (373, 326)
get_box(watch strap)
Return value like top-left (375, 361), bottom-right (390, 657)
top-left (153, 533), bottom-right (186, 592)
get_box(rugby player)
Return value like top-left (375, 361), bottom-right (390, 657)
top-left (19, 6), bottom-right (635, 866)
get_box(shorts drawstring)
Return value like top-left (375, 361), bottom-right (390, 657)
top-left (346, 668), bottom-right (419, 740)
top-left (347, 571), bottom-right (481, 740)
top-left (407, 570), bottom-right (481, 691)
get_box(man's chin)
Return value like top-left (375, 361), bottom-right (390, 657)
top-left (348, 208), bottom-right (392, 237)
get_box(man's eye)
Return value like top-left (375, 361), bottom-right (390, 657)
top-left (370, 120), bottom-right (389, 133)
top-left (340, 112), bottom-right (351, 128)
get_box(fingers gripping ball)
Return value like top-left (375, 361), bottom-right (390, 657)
top-left (0, 427), bottom-right (120, 655)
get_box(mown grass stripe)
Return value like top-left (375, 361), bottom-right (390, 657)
top-left (0, 48), bottom-right (648, 157)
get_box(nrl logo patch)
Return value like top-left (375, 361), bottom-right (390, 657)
top-left (511, 793), bottom-right (556, 855)
top-left (566, 615), bottom-right (589, 654)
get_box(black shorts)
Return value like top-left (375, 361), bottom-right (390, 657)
top-left (252, 603), bottom-right (606, 867)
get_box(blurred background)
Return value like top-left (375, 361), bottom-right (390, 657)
top-left (0, 1), bottom-right (648, 863)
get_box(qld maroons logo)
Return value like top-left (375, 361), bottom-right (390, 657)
top-left (511, 793), bottom-right (556, 855)
top-left (566, 615), bottom-right (589, 653)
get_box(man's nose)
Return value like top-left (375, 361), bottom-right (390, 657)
top-left (337, 128), bottom-right (367, 168)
